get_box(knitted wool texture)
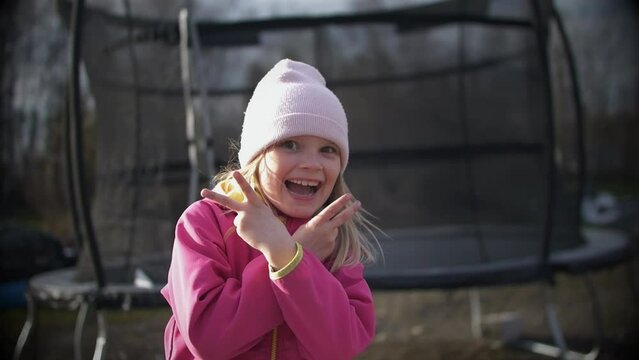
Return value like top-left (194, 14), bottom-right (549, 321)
top-left (238, 59), bottom-right (349, 170)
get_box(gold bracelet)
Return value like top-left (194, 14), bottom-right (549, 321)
top-left (269, 242), bottom-right (304, 280)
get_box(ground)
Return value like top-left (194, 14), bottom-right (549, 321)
top-left (1, 259), bottom-right (637, 359)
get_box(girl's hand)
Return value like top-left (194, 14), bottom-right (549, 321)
top-left (200, 171), bottom-right (296, 270)
top-left (293, 194), bottom-right (361, 261)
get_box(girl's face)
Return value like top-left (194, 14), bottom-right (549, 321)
top-left (259, 135), bottom-right (341, 219)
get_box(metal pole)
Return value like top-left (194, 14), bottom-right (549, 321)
top-left (69, 0), bottom-right (105, 287)
top-left (179, 8), bottom-right (200, 204)
top-left (530, 0), bottom-right (556, 278)
top-left (551, 3), bottom-right (587, 227)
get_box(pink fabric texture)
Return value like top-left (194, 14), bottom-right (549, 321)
top-left (238, 59), bottom-right (349, 170)
top-left (161, 199), bottom-right (376, 359)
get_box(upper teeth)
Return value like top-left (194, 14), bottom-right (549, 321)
top-left (290, 179), bottom-right (319, 187)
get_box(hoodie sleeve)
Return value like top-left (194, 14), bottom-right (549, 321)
top-left (162, 201), bottom-right (283, 360)
top-left (270, 250), bottom-right (376, 360)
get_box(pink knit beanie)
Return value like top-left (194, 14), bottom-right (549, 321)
top-left (238, 59), bottom-right (349, 170)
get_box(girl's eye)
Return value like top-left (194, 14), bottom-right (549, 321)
top-left (280, 140), bottom-right (297, 150)
top-left (321, 146), bottom-right (338, 154)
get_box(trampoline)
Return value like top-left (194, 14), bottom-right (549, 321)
top-left (14, 0), bottom-right (634, 359)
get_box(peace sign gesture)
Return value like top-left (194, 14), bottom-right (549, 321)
top-left (293, 194), bottom-right (361, 261)
top-left (201, 171), bottom-right (297, 270)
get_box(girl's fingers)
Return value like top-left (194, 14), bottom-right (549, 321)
top-left (314, 193), bottom-right (353, 223)
top-left (201, 188), bottom-right (243, 211)
top-left (329, 200), bottom-right (361, 227)
top-left (231, 171), bottom-right (262, 204)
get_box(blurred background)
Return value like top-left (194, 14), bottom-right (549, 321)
top-left (1, 0), bottom-right (637, 359)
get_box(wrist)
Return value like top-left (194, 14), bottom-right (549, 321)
top-left (263, 239), bottom-right (297, 271)
top-left (269, 242), bottom-right (304, 280)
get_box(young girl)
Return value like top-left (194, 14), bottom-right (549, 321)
top-left (162, 59), bottom-right (379, 360)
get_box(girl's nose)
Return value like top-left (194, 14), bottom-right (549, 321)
top-left (300, 153), bottom-right (322, 170)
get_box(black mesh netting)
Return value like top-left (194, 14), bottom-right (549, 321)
top-left (73, 0), bottom-right (582, 283)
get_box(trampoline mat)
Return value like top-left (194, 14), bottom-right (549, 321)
top-left (28, 255), bottom-right (170, 309)
top-left (364, 224), bottom-right (577, 289)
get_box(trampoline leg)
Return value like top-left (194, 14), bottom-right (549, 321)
top-left (13, 293), bottom-right (36, 360)
top-left (74, 301), bottom-right (89, 360)
top-left (580, 273), bottom-right (603, 360)
top-left (92, 309), bottom-right (108, 360)
top-left (509, 280), bottom-right (604, 360)
top-left (540, 275), bottom-right (603, 360)
top-left (469, 289), bottom-right (483, 339)
top-left (543, 285), bottom-right (568, 359)
top-left (509, 284), bottom-right (569, 359)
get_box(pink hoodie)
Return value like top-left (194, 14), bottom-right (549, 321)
top-left (161, 199), bottom-right (376, 359)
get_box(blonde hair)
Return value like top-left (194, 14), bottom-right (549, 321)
top-left (213, 151), bottom-right (380, 272)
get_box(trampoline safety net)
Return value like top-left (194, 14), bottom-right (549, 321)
top-left (73, 0), bottom-right (582, 283)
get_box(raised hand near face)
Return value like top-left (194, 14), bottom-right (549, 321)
top-left (200, 171), bottom-right (296, 270)
top-left (293, 194), bottom-right (361, 261)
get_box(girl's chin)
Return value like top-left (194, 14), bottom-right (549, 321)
top-left (275, 199), bottom-right (324, 219)
top-left (277, 206), bottom-right (318, 220)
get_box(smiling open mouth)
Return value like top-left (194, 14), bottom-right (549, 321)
top-left (285, 179), bottom-right (319, 196)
